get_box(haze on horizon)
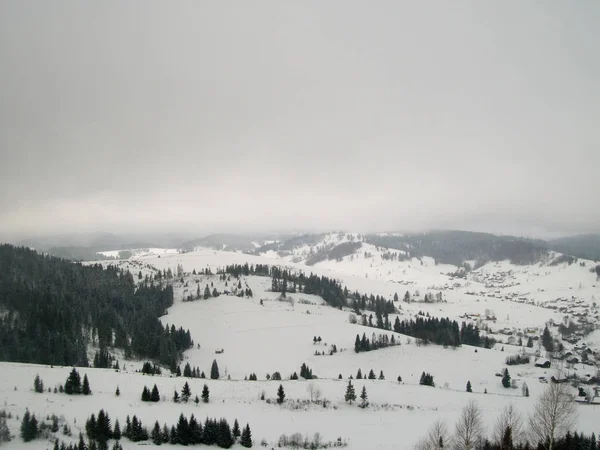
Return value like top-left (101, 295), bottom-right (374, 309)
top-left (1, 1), bottom-right (599, 242)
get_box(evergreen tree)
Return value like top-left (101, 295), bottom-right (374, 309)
top-left (240, 424), bottom-right (252, 448)
top-left (173, 390), bottom-right (180, 403)
top-left (65, 368), bottom-right (82, 395)
top-left (356, 368), bottom-right (362, 379)
top-left (345, 380), bottom-right (356, 404)
top-left (33, 374), bottom-right (44, 393)
top-left (466, 380), bottom-right (472, 392)
top-left (368, 369), bottom-right (376, 380)
top-left (502, 369), bottom-right (511, 388)
top-left (183, 362), bottom-right (192, 378)
top-left (202, 384), bottom-right (210, 403)
top-left (176, 414), bottom-right (190, 446)
top-left (379, 370), bottom-right (385, 380)
top-left (115, 386), bottom-right (120, 396)
top-left (277, 384), bottom-right (285, 404)
top-left (359, 385), bottom-right (369, 408)
top-left (20, 410), bottom-right (38, 442)
top-left (527, 337), bottom-right (534, 348)
top-left (232, 419), bottom-right (241, 440)
top-left (211, 359), bottom-right (220, 379)
top-left (113, 419), bottom-right (121, 440)
top-left (181, 382), bottom-right (192, 402)
top-left (150, 384), bottom-right (160, 402)
top-left (141, 386), bottom-right (151, 402)
top-left (82, 374), bottom-right (91, 395)
top-left (542, 326), bottom-right (554, 352)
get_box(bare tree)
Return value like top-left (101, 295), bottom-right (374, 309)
top-left (307, 383), bottom-right (321, 403)
top-left (454, 400), bottom-right (485, 450)
top-left (528, 383), bottom-right (577, 450)
top-left (493, 403), bottom-right (524, 449)
top-left (429, 419), bottom-right (452, 450)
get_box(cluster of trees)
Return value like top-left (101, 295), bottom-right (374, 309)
top-left (92, 349), bottom-right (117, 369)
top-left (354, 332), bottom-right (398, 353)
top-left (505, 354), bottom-right (531, 365)
top-left (300, 363), bottom-right (314, 379)
top-left (419, 372), bottom-right (435, 387)
top-left (182, 362), bottom-right (205, 379)
top-left (0, 244), bottom-right (192, 368)
top-left (343, 381), bottom-right (370, 408)
top-left (222, 263), bottom-right (270, 278)
top-left (355, 369), bottom-right (385, 380)
top-left (141, 384), bottom-right (160, 402)
top-left (415, 384), bottom-right (580, 450)
top-left (150, 415), bottom-right (252, 448)
top-left (85, 409), bottom-right (115, 446)
top-left (391, 317), bottom-right (491, 348)
top-left (64, 368), bottom-right (91, 395)
top-left (140, 361), bottom-right (162, 375)
top-left (20, 410), bottom-right (40, 442)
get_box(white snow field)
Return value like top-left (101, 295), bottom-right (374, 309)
top-left (2, 241), bottom-right (599, 449)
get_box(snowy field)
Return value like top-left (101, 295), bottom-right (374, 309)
top-left (2, 240), bottom-right (599, 449)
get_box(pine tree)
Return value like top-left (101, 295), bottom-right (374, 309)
top-left (184, 362), bottom-right (192, 378)
top-left (202, 384), bottom-right (210, 403)
top-left (141, 386), bottom-right (151, 402)
top-left (151, 384), bottom-right (160, 402)
top-left (368, 369), bottom-right (376, 380)
top-left (277, 384), bottom-right (285, 404)
top-left (65, 368), bottom-right (82, 395)
top-left (240, 424), bottom-right (252, 448)
top-left (113, 419), bottom-right (121, 440)
top-left (115, 386), bottom-right (120, 396)
top-left (181, 382), bottom-right (192, 402)
top-left (466, 380), bottom-right (472, 392)
top-left (82, 374), bottom-right (91, 395)
top-left (542, 326), bottom-right (554, 352)
top-left (194, 395), bottom-right (200, 405)
top-left (173, 390), bottom-right (180, 403)
top-left (502, 368), bottom-right (511, 388)
top-left (33, 374), bottom-right (44, 393)
top-left (345, 380), bottom-right (356, 404)
top-left (379, 370), bottom-right (385, 380)
top-left (211, 360), bottom-right (220, 379)
top-left (20, 410), bottom-right (38, 442)
top-left (359, 385), bottom-right (368, 408)
top-left (232, 419), bottom-right (241, 440)
top-left (356, 369), bottom-right (362, 379)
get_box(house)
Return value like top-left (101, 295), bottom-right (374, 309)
top-left (535, 358), bottom-right (551, 369)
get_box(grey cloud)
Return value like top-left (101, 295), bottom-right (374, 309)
top-left (0, 1), bottom-right (598, 240)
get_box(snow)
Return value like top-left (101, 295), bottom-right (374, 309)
top-left (3, 243), bottom-right (598, 449)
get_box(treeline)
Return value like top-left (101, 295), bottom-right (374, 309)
top-left (82, 409), bottom-right (253, 449)
top-left (354, 333), bottom-right (398, 353)
top-left (391, 316), bottom-right (491, 348)
top-left (0, 244), bottom-right (192, 367)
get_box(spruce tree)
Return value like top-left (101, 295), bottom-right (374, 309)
top-left (173, 390), bottom-right (180, 403)
top-left (502, 369), bottom-right (511, 388)
top-left (356, 369), bottom-right (362, 379)
top-left (33, 374), bottom-right (44, 393)
top-left (232, 419), bottom-right (241, 440)
top-left (82, 374), bottom-right (91, 395)
top-left (115, 386), bottom-right (120, 396)
top-left (202, 384), bottom-right (210, 403)
top-left (368, 369), bottom-right (376, 380)
top-left (211, 360), bottom-right (220, 379)
top-left (277, 384), bottom-right (285, 404)
top-left (181, 382), bottom-right (192, 402)
top-left (141, 386), bottom-right (150, 402)
top-left (345, 380), bottom-right (356, 404)
top-left (240, 424), bottom-right (252, 448)
top-left (150, 384), bottom-right (160, 402)
top-left (379, 370), bottom-right (385, 380)
top-left (359, 385), bottom-right (368, 408)
top-left (466, 380), bottom-right (472, 392)
top-left (113, 419), bottom-right (121, 440)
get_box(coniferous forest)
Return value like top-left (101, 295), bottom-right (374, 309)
top-left (0, 244), bottom-right (192, 367)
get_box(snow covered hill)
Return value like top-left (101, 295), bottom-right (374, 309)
top-left (3, 235), bottom-right (597, 449)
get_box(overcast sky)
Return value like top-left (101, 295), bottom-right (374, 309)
top-left (0, 1), bottom-right (598, 240)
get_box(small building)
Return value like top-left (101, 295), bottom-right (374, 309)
top-left (535, 358), bottom-right (551, 368)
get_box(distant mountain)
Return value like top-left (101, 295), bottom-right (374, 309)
top-left (180, 232), bottom-right (295, 252)
top-left (548, 234), bottom-right (600, 262)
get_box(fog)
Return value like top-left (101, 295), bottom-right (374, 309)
top-left (1, 1), bottom-right (598, 240)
